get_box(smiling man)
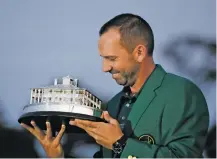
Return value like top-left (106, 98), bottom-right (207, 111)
top-left (21, 13), bottom-right (209, 158)
top-left (70, 13), bottom-right (209, 158)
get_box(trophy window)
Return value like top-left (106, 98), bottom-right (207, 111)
top-left (43, 97), bottom-right (46, 103)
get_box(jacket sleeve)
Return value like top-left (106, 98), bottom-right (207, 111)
top-left (120, 82), bottom-right (209, 158)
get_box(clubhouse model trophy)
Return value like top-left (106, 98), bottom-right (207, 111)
top-left (18, 76), bottom-right (104, 133)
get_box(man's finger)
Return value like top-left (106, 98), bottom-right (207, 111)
top-left (46, 121), bottom-right (52, 140)
top-left (86, 129), bottom-right (97, 138)
top-left (100, 112), bottom-right (105, 119)
top-left (54, 124), bottom-right (66, 146)
top-left (73, 120), bottom-right (89, 130)
top-left (75, 121), bottom-right (105, 138)
top-left (31, 121), bottom-right (42, 132)
top-left (70, 119), bottom-right (104, 136)
top-left (20, 122), bottom-right (34, 134)
top-left (30, 121), bottom-right (44, 137)
top-left (73, 120), bottom-right (97, 132)
top-left (86, 130), bottom-right (103, 145)
top-left (21, 122), bottom-right (43, 141)
top-left (76, 119), bottom-right (98, 128)
top-left (103, 111), bottom-right (117, 125)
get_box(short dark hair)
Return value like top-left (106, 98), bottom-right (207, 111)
top-left (99, 13), bottom-right (154, 56)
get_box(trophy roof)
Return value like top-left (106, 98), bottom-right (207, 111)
top-left (32, 84), bottom-right (85, 90)
top-left (31, 75), bottom-right (81, 90)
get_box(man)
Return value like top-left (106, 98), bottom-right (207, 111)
top-left (21, 13), bottom-right (209, 158)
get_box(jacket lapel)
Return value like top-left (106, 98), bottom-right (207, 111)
top-left (127, 65), bottom-right (166, 131)
top-left (107, 92), bottom-right (123, 119)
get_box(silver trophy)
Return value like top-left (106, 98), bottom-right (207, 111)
top-left (18, 76), bottom-right (105, 133)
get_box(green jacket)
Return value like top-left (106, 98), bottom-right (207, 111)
top-left (103, 65), bottom-right (209, 158)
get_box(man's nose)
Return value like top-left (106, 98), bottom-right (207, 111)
top-left (102, 60), bottom-right (112, 73)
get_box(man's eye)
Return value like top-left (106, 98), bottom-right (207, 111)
top-left (109, 57), bottom-right (117, 61)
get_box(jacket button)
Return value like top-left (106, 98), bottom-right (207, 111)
top-left (128, 155), bottom-right (133, 159)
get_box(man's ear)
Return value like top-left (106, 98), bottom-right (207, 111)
top-left (133, 45), bottom-right (147, 62)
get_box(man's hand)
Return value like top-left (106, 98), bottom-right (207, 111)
top-left (21, 121), bottom-right (65, 158)
top-left (69, 111), bottom-right (123, 149)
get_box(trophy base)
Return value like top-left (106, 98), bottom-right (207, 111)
top-left (18, 111), bottom-right (105, 133)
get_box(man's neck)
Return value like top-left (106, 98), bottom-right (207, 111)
top-left (130, 60), bottom-right (155, 94)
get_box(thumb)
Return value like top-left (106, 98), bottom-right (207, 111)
top-left (103, 111), bottom-right (117, 125)
top-left (100, 111), bottom-right (104, 119)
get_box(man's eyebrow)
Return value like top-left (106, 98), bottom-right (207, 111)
top-left (101, 55), bottom-right (117, 58)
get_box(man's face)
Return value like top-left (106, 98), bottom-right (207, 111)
top-left (98, 29), bottom-right (139, 87)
